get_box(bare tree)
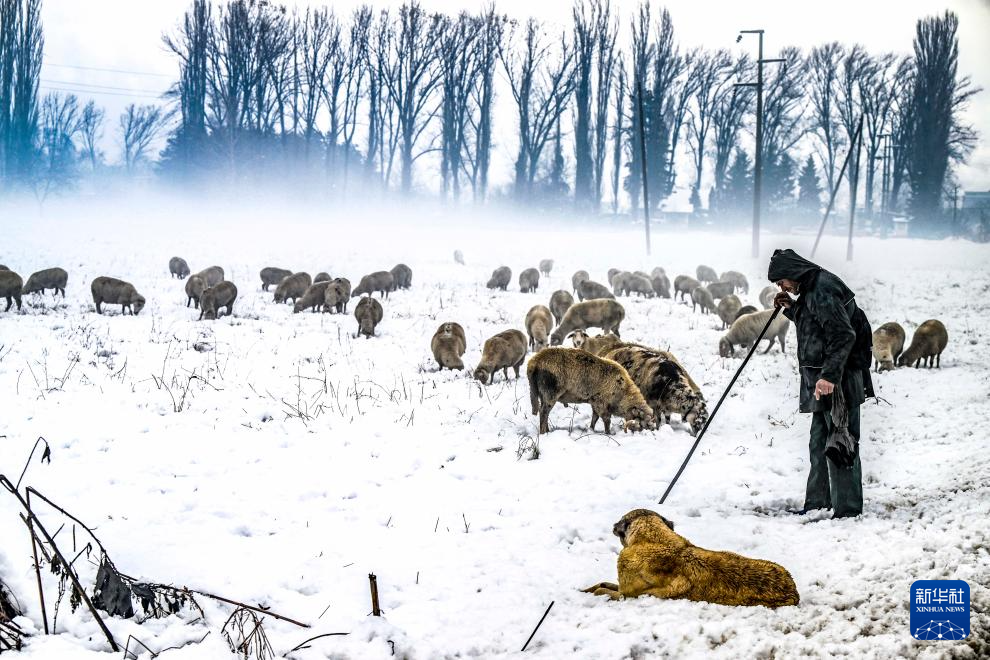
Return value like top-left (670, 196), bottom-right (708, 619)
top-left (298, 7), bottom-right (336, 161)
top-left (591, 0), bottom-right (617, 211)
top-left (163, 0), bottom-right (210, 173)
top-left (78, 100), bottom-right (105, 172)
top-left (36, 92), bottom-right (79, 199)
top-left (119, 104), bottom-right (171, 173)
top-left (610, 56), bottom-right (625, 213)
top-left (807, 42), bottom-right (844, 194)
top-left (709, 55), bottom-right (752, 212)
top-left (338, 7), bottom-right (370, 191)
top-left (0, 0), bottom-right (43, 186)
top-left (438, 12), bottom-right (479, 201)
top-left (836, 44), bottom-right (870, 202)
top-left (464, 3), bottom-right (505, 203)
top-left (858, 52), bottom-right (898, 215)
top-left (686, 49), bottom-right (732, 213)
top-left (761, 46), bottom-right (806, 166)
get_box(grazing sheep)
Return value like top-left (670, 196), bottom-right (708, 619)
top-left (352, 271), bottom-right (394, 299)
top-left (572, 270), bottom-right (590, 294)
top-left (539, 259), bottom-right (554, 277)
top-left (549, 299), bottom-right (625, 345)
top-left (527, 347), bottom-right (656, 434)
top-left (898, 320), bottom-right (948, 369)
top-left (716, 294), bottom-right (742, 330)
top-left (674, 275), bottom-right (701, 301)
top-left (487, 266), bottom-right (512, 291)
top-left (706, 280), bottom-right (735, 301)
top-left (274, 272), bottom-right (313, 304)
top-left (569, 330), bottom-right (623, 356)
top-left (607, 268), bottom-right (622, 287)
top-left (324, 278), bottom-right (352, 314)
top-left (0, 264), bottom-right (8, 270)
top-left (390, 263), bottom-right (413, 289)
top-left (611, 271), bottom-right (633, 296)
top-left (549, 289), bottom-right (575, 325)
top-left (354, 296), bottom-right (384, 338)
top-left (293, 281), bottom-right (332, 313)
top-left (651, 273), bottom-right (671, 299)
top-left (431, 322), bottom-right (466, 370)
top-left (525, 305), bottom-right (554, 351)
top-left (601, 345), bottom-right (708, 435)
top-left (759, 284), bottom-right (779, 309)
top-left (692, 286), bottom-right (717, 314)
top-left (720, 270), bottom-right (749, 294)
top-left (872, 322), bottom-right (906, 373)
top-left (199, 281), bottom-right (237, 320)
top-left (734, 305), bottom-right (758, 321)
top-left (454, 250), bottom-right (465, 265)
top-left (626, 273), bottom-right (654, 298)
top-left (168, 257), bottom-right (190, 279)
top-left (650, 266), bottom-right (666, 279)
top-left (578, 279), bottom-right (615, 302)
top-left (91, 276), bottom-right (145, 315)
top-left (474, 329), bottom-right (527, 385)
top-left (719, 309), bottom-right (790, 357)
top-left (696, 265), bottom-right (718, 284)
top-left (185, 275), bottom-right (205, 308)
top-left (260, 267), bottom-right (293, 291)
top-left (519, 267), bottom-right (540, 293)
top-left (0, 270), bottom-right (23, 311)
top-left (314, 272), bottom-right (332, 284)
top-left (196, 266), bottom-right (224, 288)
top-left (22, 267), bottom-right (68, 297)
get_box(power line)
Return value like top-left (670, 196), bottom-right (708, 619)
top-left (40, 85), bottom-right (165, 100)
top-left (42, 78), bottom-right (169, 95)
top-left (43, 61), bottom-right (173, 78)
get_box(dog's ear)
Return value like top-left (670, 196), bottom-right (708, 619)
top-left (658, 515), bottom-right (675, 531)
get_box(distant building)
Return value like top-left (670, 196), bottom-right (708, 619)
top-left (962, 191), bottom-right (990, 209)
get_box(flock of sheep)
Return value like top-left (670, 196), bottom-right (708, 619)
top-left (0, 254), bottom-right (949, 436)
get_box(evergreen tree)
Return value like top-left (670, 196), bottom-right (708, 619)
top-left (797, 155), bottom-right (823, 217)
top-left (723, 148), bottom-right (752, 217)
top-left (765, 152), bottom-right (797, 211)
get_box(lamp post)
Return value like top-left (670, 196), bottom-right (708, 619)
top-left (736, 30), bottom-right (785, 259)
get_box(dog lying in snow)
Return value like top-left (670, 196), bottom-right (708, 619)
top-left (582, 509), bottom-right (799, 608)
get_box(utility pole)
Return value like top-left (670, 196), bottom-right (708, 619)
top-left (736, 30), bottom-right (785, 259)
top-left (847, 117), bottom-right (864, 261)
top-left (637, 77), bottom-right (652, 256)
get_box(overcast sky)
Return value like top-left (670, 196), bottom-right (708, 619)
top-left (41, 0), bottom-right (990, 194)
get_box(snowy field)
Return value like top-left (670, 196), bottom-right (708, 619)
top-left (0, 198), bottom-right (988, 659)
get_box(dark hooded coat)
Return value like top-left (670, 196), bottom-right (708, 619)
top-left (768, 249), bottom-right (874, 413)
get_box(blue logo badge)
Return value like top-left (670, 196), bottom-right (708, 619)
top-left (910, 580), bottom-right (970, 640)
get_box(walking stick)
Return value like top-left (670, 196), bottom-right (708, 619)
top-left (658, 306), bottom-right (783, 504)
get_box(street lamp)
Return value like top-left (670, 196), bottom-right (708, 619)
top-left (735, 30), bottom-right (785, 259)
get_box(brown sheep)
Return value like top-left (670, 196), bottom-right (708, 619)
top-left (390, 263), bottom-right (412, 289)
top-left (526, 347), bottom-right (656, 435)
top-left (651, 273), bottom-right (671, 299)
top-left (568, 330), bottom-right (623, 357)
top-left (185, 275), bottom-right (205, 308)
top-left (525, 305), bottom-right (554, 351)
top-left (293, 281), bottom-right (332, 313)
top-left (720, 270), bottom-right (749, 294)
top-left (626, 274), bottom-right (654, 298)
top-left (354, 296), bottom-right (384, 338)
top-left (719, 309), bottom-right (790, 357)
top-left (674, 275), bottom-right (701, 301)
top-left (549, 289), bottom-right (575, 325)
top-left (0, 270), bottom-right (23, 311)
top-left (353, 271), bottom-right (394, 299)
top-left (0, 264), bottom-right (8, 270)
top-left (572, 270), bottom-right (590, 293)
top-left (168, 257), bottom-right (190, 279)
top-left (607, 268), bottom-right (622, 287)
top-left (611, 271), bottom-right (632, 296)
top-left (692, 286), bottom-right (717, 315)
top-left (519, 267), bottom-right (540, 293)
top-left (696, 265), bottom-right (718, 284)
top-left (199, 281), bottom-right (238, 320)
top-left (474, 329), bottom-right (527, 385)
top-left (706, 280), bottom-right (735, 301)
top-left (539, 259), bottom-right (554, 277)
top-left (898, 320), bottom-right (948, 368)
top-left (22, 267), bottom-right (68, 297)
top-left (91, 276), bottom-right (145, 315)
top-left (260, 267), bottom-right (292, 291)
top-left (650, 266), bottom-right (666, 279)
top-left (759, 284), bottom-right (779, 309)
top-left (872, 322), bottom-right (906, 373)
top-left (550, 299), bottom-right (625, 345)
top-left (324, 277), bottom-right (352, 314)
top-left (431, 322), bottom-right (466, 370)
top-left (487, 266), bottom-right (512, 291)
top-left (578, 279), bottom-right (615, 302)
top-left (716, 294), bottom-right (742, 330)
top-left (196, 266), bottom-right (224, 288)
top-left (734, 305), bottom-right (758, 321)
top-left (274, 272), bottom-right (312, 304)
top-left (314, 272), bottom-right (332, 284)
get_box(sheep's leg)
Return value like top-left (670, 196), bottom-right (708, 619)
top-left (937, 352), bottom-right (942, 368)
top-left (779, 334), bottom-right (786, 353)
top-left (763, 338), bottom-right (773, 354)
top-left (539, 402), bottom-right (552, 434)
top-left (95, 300), bottom-right (102, 314)
top-left (602, 414), bottom-right (612, 435)
top-left (530, 385), bottom-right (540, 416)
top-left (590, 411), bottom-right (599, 430)
top-left (4, 296), bottom-right (10, 312)
top-left (513, 362), bottom-right (522, 378)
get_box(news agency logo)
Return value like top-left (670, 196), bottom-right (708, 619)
top-left (910, 580), bottom-right (970, 640)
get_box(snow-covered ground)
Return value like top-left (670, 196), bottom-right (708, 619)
top-left (1, 198), bottom-right (987, 659)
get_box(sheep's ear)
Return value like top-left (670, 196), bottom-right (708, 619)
top-left (566, 332), bottom-right (575, 339)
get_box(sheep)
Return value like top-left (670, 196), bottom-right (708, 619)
top-left (720, 270), bottom-right (749, 294)
top-left (539, 259), bottom-right (554, 277)
top-left (872, 322), bottom-right (906, 373)
top-left (196, 266), bottom-right (224, 288)
top-left (454, 250), bottom-right (465, 265)
top-left (525, 304), bottom-right (554, 351)
top-left (692, 286), bottom-right (717, 315)
top-left (519, 267), bottom-right (540, 293)
top-left (719, 309), bottom-right (790, 357)
top-left (274, 272), bottom-right (312, 304)
top-left (168, 257), bottom-right (190, 279)
top-left (898, 319), bottom-right (948, 369)
top-left (572, 270), bottom-right (590, 294)
top-left (549, 289), bottom-right (575, 325)
top-left (734, 305), bottom-right (758, 321)
top-left (607, 268), bottom-right (622, 287)
top-left (185, 275), bottom-right (206, 308)
top-left (91, 276), bottom-right (145, 315)
top-left (352, 271), bottom-right (394, 299)
top-left (474, 329), bottom-right (527, 385)
top-left (696, 265), bottom-right (718, 284)
top-left (626, 273), bottom-right (654, 298)
top-left (611, 271), bottom-right (630, 296)
top-left (354, 296), bottom-right (384, 338)
top-left (487, 266), bottom-right (512, 291)
top-left (199, 281), bottom-right (238, 320)
top-left (674, 275), bottom-right (701, 301)
top-left (651, 273), bottom-right (671, 299)
top-left (759, 284), bottom-right (779, 309)
top-left (0, 270), bottom-right (23, 311)
top-left (716, 294), bottom-right (742, 330)
top-left (314, 272), bottom-right (332, 284)
top-left (568, 329), bottom-right (623, 356)
top-left (390, 263), bottom-right (413, 289)
top-left (526, 347), bottom-right (656, 435)
top-left (706, 280), bottom-right (735, 301)
top-left (431, 322), bottom-right (466, 370)
top-left (578, 279), bottom-right (615, 302)
top-left (22, 267), bottom-right (68, 298)
top-left (549, 299), bottom-right (625, 345)
top-left (0, 264), bottom-right (8, 270)
top-left (293, 281), bottom-right (332, 313)
top-left (650, 266), bottom-right (666, 279)
top-left (324, 278), bottom-right (352, 314)
top-left (260, 267), bottom-right (293, 291)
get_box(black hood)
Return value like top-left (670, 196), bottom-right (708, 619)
top-left (767, 249), bottom-right (821, 285)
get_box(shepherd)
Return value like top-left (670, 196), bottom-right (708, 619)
top-left (768, 249), bottom-right (874, 519)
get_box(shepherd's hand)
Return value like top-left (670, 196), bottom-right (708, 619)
top-left (814, 379), bottom-right (835, 400)
top-left (773, 291), bottom-right (793, 309)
